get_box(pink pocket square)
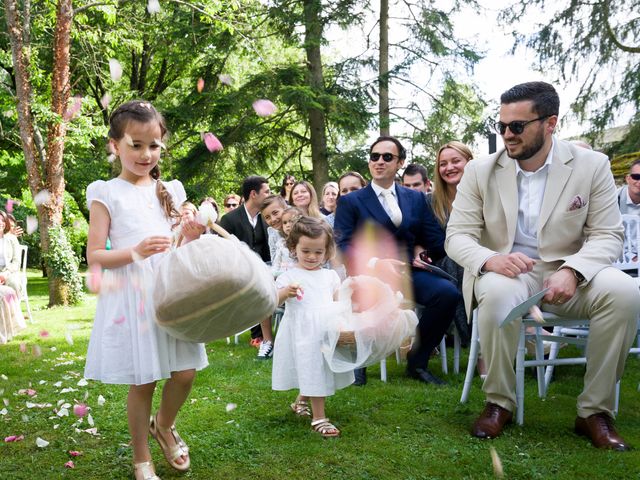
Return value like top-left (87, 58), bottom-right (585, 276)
top-left (568, 195), bottom-right (587, 211)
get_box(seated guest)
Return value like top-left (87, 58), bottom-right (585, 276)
top-left (418, 141), bottom-right (474, 346)
top-left (288, 181), bottom-right (324, 220)
top-left (618, 160), bottom-right (640, 216)
top-left (334, 136), bottom-right (459, 386)
top-left (222, 194), bottom-right (241, 214)
top-left (0, 210), bottom-right (26, 344)
top-left (260, 195), bottom-right (288, 263)
top-left (446, 81), bottom-right (640, 449)
top-left (320, 182), bottom-right (339, 216)
top-left (7, 214), bottom-right (24, 237)
top-left (337, 171), bottom-right (367, 197)
top-left (402, 163), bottom-right (431, 193)
top-left (200, 197), bottom-right (221, 217)
top-left (279, 174), bottom-right (296, 202)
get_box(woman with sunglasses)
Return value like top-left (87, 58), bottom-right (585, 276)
top-left (223, 194), bottom-right (241, 214)
top-left (279, 174), bottom-right (296, 203)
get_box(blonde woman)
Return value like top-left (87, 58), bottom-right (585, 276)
top-left (288, 181), bottom-right (323, 219)
top-left (319, 182), bottom-right (339, 216)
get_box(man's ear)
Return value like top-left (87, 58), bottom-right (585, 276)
top-left (546, 115), bottom-right (558, 133)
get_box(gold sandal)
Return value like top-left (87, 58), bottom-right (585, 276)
top-left (149, 413), bottom-right (190, 472)
top-left (311, 418), bottom-right (340, 438)
top-left (133, 460), bottom-right (161, 480)
top-left (290, 399), bottom-right (312, 417)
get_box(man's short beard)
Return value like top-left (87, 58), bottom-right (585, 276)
top-left (510, 130), bottom-right (545, 161)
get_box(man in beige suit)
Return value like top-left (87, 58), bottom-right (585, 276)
top-left (446, 81), bottom-right (640, 450)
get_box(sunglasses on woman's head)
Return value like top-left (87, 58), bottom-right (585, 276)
top-left (369, 152), bottom-right (399, 162)
top-left (493, 115), bottom-right (550, 135)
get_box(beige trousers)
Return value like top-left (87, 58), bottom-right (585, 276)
top-left (474, 262), bottom-right (640, 418)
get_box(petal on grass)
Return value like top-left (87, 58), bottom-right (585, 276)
top-left (69, 450), bottom-right (82, 456)
top-left (252, 99), bottom-right (277, 117)
top-left (35, 437), bottom-right (49, 448)
top-left (64, 461), bottom-right (75, 469)
top-left (489, 446), bottom-right (504, 478)
top-left (225, 403), bottom-right (237, 412)
top-left (32, 345), bottom-right (42, 357)
top-left (97, 395), bottom-right (105, 406)
top-left (39, 330), bottom-right (50, 338)
top-left (73, 404), bottom-right (88, 418)
top-left (65, 331), bottom-right (74, 346)
top-left (203, 132), bottom-right (223, 152)
top-left (77, 378), bottom-right (88, 387)
top-left (19, 343), bottom-right (27, 353)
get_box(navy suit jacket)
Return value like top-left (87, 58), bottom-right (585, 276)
top-left (334, 183), bottom-right (445, 262)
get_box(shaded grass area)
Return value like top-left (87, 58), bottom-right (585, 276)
top-left (0, 272), bottom-right (639, 479)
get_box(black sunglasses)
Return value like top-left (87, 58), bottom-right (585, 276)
top-left (369, 152), bottom-right (399, 162)
top-left (493, 115), bottom-right (550, 135)
top-left (225, 203), bottom-right (238, 208)
top-left (630, 173), bottom-right (640, 181)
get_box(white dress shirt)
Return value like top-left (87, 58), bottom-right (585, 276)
top-left (511, 141), bottom-right (555, 259)
top-left (243, 204), bottom-right (259, 228)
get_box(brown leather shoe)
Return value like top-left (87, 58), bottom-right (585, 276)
top-left (575, 413), bottom-right (631, 451)
top-left (471, 402), bottom-right (513, 439)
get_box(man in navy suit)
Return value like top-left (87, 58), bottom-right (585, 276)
top-left (334, 136), bottom-right (459, 385)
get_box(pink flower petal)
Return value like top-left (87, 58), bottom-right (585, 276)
top-left (5, 199), bottom-right (15, 213)
top-left (39, 330), bottom-right (50, 338)
top-left (69, 450), bottom-right (82, 456)
top-left (203, 132), bottom-right (223, 152)
top-left (86, 264), bottom-right (102, 293)
top-left (73, 403), bottom-right (88, 418)
top-left (113, 315), bottom-right (126, 325)
top-left (64, 461), bottom-right (75, 469)
top-left (4, 435), bottom-right (24, 442)
top-left (63, 95), bottom-right (83, 121)
top-left (252, 99), bottom-right (277, 117)
top-left (197, 78), bottom-right (205, 93)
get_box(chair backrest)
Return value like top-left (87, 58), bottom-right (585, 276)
top-left (615, 214), bottom-right (640, 275)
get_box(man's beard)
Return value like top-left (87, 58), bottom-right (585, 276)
top-left (508, 130), bottom-right (545, 161)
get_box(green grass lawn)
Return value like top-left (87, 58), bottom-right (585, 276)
top-left (1, 272), bottom-right (639, 479)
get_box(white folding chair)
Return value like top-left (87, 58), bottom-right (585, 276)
top-left (616, 214), bottom-right (640, 356)
top-left (18, 245), bottom-right (33, 323)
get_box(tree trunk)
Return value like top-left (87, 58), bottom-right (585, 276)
top-left (303, 0), bottom-right (329, 190)
top-left (379, 0), bottom-right (390, 136)
top-left (5, 0), bottom-right (75, 306)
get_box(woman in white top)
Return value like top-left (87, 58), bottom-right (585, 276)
top-left (0, 210), bottom-right (26, 344)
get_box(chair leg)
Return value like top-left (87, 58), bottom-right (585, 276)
top-left (453, 328), bottom-right (460, 375)
top-left (516, 325), bottom-right (526, 425)
top-left (440, 336), bottom-right (448, 375)
top-left (614, 380), bottom-right (620, 416)
top-left (534, 328), bottom-right (546, 398)
top-left (544, 326), bottom-right (562, 392)
top-left (380, 358), bottom-right (387, 382)
top-left (460, 311), bottom-right (479, 403)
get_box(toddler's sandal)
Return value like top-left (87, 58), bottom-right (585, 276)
top-left (290, 400), bottom-right (312, 417)
top-left (311, 418), bottom-right (340, 438)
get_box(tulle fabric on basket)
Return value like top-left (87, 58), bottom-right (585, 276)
top-left (153, 235), bottom-right (278, 342)
top-left (321, 275), bottom-right (418, 372)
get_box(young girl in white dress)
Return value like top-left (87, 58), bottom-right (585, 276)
top-left (269, 206), bottom-right (303, 277)
top-left (85, 100), bottom-right (208, 480)
top-left (273, 216), bottom-right (353, 438)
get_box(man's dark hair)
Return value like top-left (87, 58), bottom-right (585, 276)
top-left (500, 81), bottom-right (560, 118)
top-left (402, 163), bottom-right (428, 182)
top-left (370, 136), bottom-right (407, 160)
top-left (241, 176), bottom-right (268, 201)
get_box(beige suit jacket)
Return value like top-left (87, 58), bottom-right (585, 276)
top-left (445, 138), bottom-right (624, 320)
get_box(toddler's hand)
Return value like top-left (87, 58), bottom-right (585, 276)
top-left (289, 283), bottom-right (304, 300)
top-left (132, 235), bottom-right (171, 260)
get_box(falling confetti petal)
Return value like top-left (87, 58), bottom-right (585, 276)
top-left (147, 0), bottom-right (161, 14)
top-left (109, 59), bottom-right (123, 82)
top-left (218, 74), bottom-right (233, 86)
top-left (197, 78), bottom-right (205, 93)
top-left (97, 395), bottom-right (106, 406)
top-left (225, 403), bottom-right (237, 412)
top-left (26, 216), bottom-right (38, 234)
top-left (107, 153), bottom-right (116, 163)
top-left (64, 461), bottom-right (75, 469)
top-left (124, 133), bottom-right (134, 147)
top-left (153, 138), bottom-right (166, 150)
top-left (36, 437), bottom-right (50, 448)
top-left (5, 199), bottom-right (15, 213)
top-left (65, 331), bottom-right (74, 346)
top-left (33, 189), bottom-right (50, 206)
top-left (252, 99), bottom-right (277, 117)
top-left (100, 93), bottom-right (112, 109)
top-left (63, 95), bottom-right (83, 121)
top-left (490, 446), bottom-right (504, 478)
top-left (86, 264), bottom-right (102, 293)
top-left (73, 404), bottom-right (88, 418)
top-left (203, 132), bottom-right (223, 152)
top-left (39, 330), bottom-right (50, 338)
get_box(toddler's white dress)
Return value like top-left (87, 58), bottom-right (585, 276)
top-left (272, 267), bottom-right (354, 396)
top-left (84, 178), bottom-right (208, 385)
